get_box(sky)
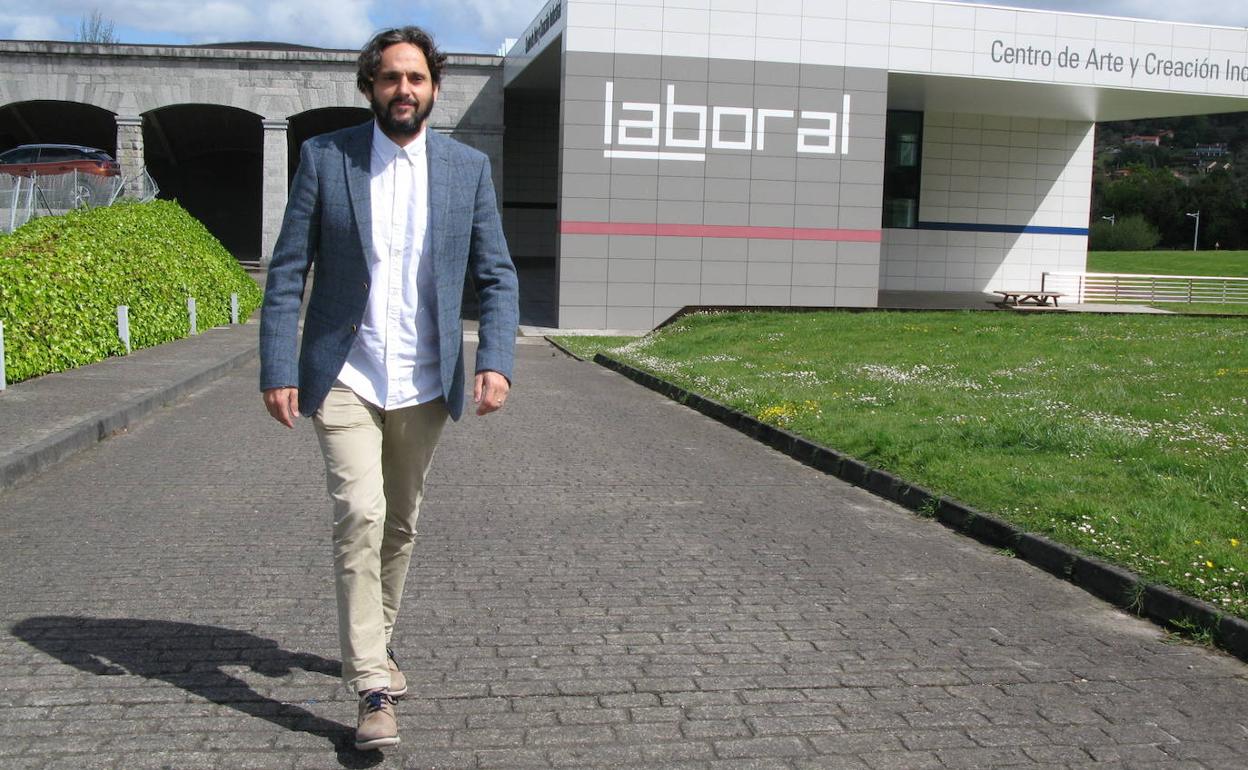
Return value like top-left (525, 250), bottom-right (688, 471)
top-left (0, 1), bottom-right (1246, 54)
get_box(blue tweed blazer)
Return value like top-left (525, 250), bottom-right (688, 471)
top-left (259, 122), bottom-right (518, 421)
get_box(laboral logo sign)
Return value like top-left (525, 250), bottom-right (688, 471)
top-left (602, 82), bottom-right (852, 162)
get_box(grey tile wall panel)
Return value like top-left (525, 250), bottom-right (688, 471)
top-left (561, 281), bottom-right (608, 305)
top-left (747, 284), bottom-right (792, 304)
top-left (657, 201), bottom-right (705, 223)
top-left (662, 55), bottom-right (711, 81)
top-left (840, 184), bottom-right (884, 206)
top-left (561, 197), bottom-right (611, 219)
top-left (792, 241), bottom-right (838, 263)
top-left (795, 181), bottom-right (841, 205)
top-left (843, 68), bottom-right (888, 92)
top-left (704, 153), bottom-right (753, 178)
top-left (655, 236), bottom-right (703, 259)
top-left (656, 159), bottom-right (706, 179)
top-left (701, 284), bottom-right (747, 304)
top-left (559, 305), bottom-right (607, 329)
top-left (749, 156), bottom-right (799, 181)
top-left (658, 176), bottom-right (707, 201)
top-left (838, 242), bottom-right (882, 264)
top-left (608, 76), bottom-right (666, 100)
top-left (614, 52), bottom-right (661, 78)
top-left (565, 74), bottom-right (613, 101)
top-left (703, 177), bottom-right (751, 203)
top-left (562, 172), bottom-right (612, 198)
top-left (747, 261), bottom-right (792, 286)
top-left (707, 58), bottom-right (755, 84)
top-left (840, 160), bottom-right (884, 185)
top-left (750, 179), bottom-right (796, 204)
top-left (701, 259), bottom-right (748, 282)
top-left (607, 282), bottom-right (655, 307)
top-left (795, 158), bottom-right (841, 183)
top-left (608, 235), bottom-right (657, 258)
top-left (609, 198), bottom-right (660, 222)
top-left (837, 206), bottom-right (884, 229)
top-left (755, 61), bottom-right (800, 86)
top-left (607, 306), bottom-right (655, 329)
top-left (748, 203), bottom-right (795, 227)
top-left (793, 204), bottom-right (837, 228)
top-left (562, 98), bottom-right (609, 128)
top-left (655, 283), bottom-right (702, 307)
top-left (655, 259), bottom-right (702, 283)
top-left (792, 262), bottom-right (838, 286)
top-left (836, 286), bottom-right (879, 306)
top-left (608, 258), bottom-right (657, 283)
top-left (791, 285), bottom-right (837, 305)
top-left (748, 239), bottom-right (794, 262)
top-left (703, 239), bottom-right (748, 261)
top-left (652, 306), bottom-right (683, 326)
top-left (661, 80), bottom-right (711, 101)
top-left (562, 257), bottom-right (609, 282)
top-left (610, 174), bottom-right (660, 199)
top-left (560, 234), bottom-right (610, 258)
top-left (754, 85), bottom-right (800, 108)
top-left (707, 81), bottom-right (753, 106)
top-left (704, 202), bottom-right (750, 225)
top-left (799, 63), bottom-right (846, 89)
top-left (561, 147), bottom-right (611, 172)
top-left (838, 262), bottom-right (882, 288)
top-left (851, 91), bottom-right (889, 118)
top-left (566, 51), bottom-right (615, 76)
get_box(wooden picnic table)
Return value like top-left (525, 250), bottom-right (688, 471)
top-left (994, 289), bottom-right (1064, 307)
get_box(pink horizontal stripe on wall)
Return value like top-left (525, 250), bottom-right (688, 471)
top-left (560, 220), bottom-right (882, 243)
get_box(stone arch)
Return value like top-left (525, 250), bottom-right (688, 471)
top-left (287, 106), bottom-right (371, 183)
top-left (0, 100), bottom-right (117, 155)
top-left (143, 104), bottom-right (263, 261)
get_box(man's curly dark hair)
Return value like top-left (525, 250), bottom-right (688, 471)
top-left (357, 26), bottom-right (447, 94)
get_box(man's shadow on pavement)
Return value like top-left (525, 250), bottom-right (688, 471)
top-left (12, 616), bottom-right (382, 768)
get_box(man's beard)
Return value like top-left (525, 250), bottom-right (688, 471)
top-left (371, 94), bottom-right (433, 137)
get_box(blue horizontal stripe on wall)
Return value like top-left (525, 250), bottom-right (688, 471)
top-left (915, 221), bottom-right (1089, 236)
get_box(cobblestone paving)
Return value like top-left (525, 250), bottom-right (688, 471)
top-left (1, 343), bottom-right (1246, 769)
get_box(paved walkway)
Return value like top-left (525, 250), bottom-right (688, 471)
top-left (1, 328), bottom-right (1247, 769)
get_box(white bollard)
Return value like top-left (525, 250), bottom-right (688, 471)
top-left (0, 320), bottom-right (6, 391)
top-left (230, 293), bottom-right (239, 325)
top-left (187, 297), bottom-right (197, 336)
top-left (117, 305), bottom-right (131, 354)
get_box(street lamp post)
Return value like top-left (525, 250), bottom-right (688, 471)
top-left (1101, 214), bottom-right (1115, 226)
top-left (1186, 210), bottom-right (1201, 251)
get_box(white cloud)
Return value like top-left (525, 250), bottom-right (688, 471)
top-left (0, 13), bottom-right (68, 40)
top-left (401, 0), bottom-right (547, 52)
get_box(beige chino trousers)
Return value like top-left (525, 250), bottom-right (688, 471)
top-left (313, 383), bottom-right (448, 694)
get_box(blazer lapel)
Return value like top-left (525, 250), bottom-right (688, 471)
top-left (344, 124), bottom-right (374, 266)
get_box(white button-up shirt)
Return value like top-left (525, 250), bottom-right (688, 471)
top-left (337, 123), bottom-right (441, 409)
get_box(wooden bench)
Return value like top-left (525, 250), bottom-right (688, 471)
top-left (994, 290), bottom-right (1064, 307)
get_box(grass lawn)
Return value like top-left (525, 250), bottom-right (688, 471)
top-left (558, 310), bottom-right (1248, 621)
top-left (1088, 250), bottom-right (1248, 277)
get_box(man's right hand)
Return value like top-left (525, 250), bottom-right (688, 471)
top-left (262, 387), bottom-right (300, 429)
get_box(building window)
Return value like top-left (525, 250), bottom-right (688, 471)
top-left (882, 110), bottom-right (923, 228)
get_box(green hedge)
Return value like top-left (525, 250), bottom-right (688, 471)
top-left (0, 200), bottom-right (263, 384)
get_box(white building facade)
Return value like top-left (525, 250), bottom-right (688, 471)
top-left (503, 0), bottom-right (1248, 328)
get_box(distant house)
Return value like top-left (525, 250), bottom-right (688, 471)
top-left (1193, 143), bottom-right (1230, 158)
top-left (1124, 134), bottom-right (1162, 147)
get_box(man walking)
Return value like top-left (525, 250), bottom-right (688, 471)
top-left (259, 26), bottom-right (518, 751)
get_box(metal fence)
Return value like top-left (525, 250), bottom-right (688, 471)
top-left (0, 169), bottom-right (159, 233)
top-left (1041, 271), bottom-right (1248, 305)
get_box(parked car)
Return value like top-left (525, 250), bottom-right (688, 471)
top-left (0, 144), bottom-right (120, 178)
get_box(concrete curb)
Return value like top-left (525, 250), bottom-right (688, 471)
top-left (593, 351), bottom-right (1248, 664)
top-left (0, 341), bottom-right (257, 491)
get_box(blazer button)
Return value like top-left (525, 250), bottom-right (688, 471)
top-left (350, 324), bottom-right (358, 333)
top-left (362, 281), bottom-right (369, 291)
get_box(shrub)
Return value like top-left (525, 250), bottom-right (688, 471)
top-left (1088, 214), bottom-right (1161, 251)
top-left (0, 200), bottom-right (262, 384)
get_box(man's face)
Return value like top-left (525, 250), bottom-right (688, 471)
top-left (369, 42), bottom-right (439, 141)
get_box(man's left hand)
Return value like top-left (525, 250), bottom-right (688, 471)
top-left (474, 370), bottom-right (510, 416)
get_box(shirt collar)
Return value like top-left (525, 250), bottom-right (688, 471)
top-left (371, 121), bottom-right (428, 164)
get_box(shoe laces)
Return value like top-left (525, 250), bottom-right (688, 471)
top-left (362, 689), bottom-right (395, 713)
top-left (387, 646), bottom-right (400, 666)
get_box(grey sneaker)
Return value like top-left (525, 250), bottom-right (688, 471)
top-left (355, 688), bottom-right (399, 751)
top-left (386, 646), bottom-right (407, 697)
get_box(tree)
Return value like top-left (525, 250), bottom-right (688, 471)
top-left (76, 10), bottom-right (118, 44)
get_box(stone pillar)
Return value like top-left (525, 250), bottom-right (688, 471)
top-left (114, 115), bottom-right (144, 181)
top-left (261, 118), bottom-right (289, 266)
